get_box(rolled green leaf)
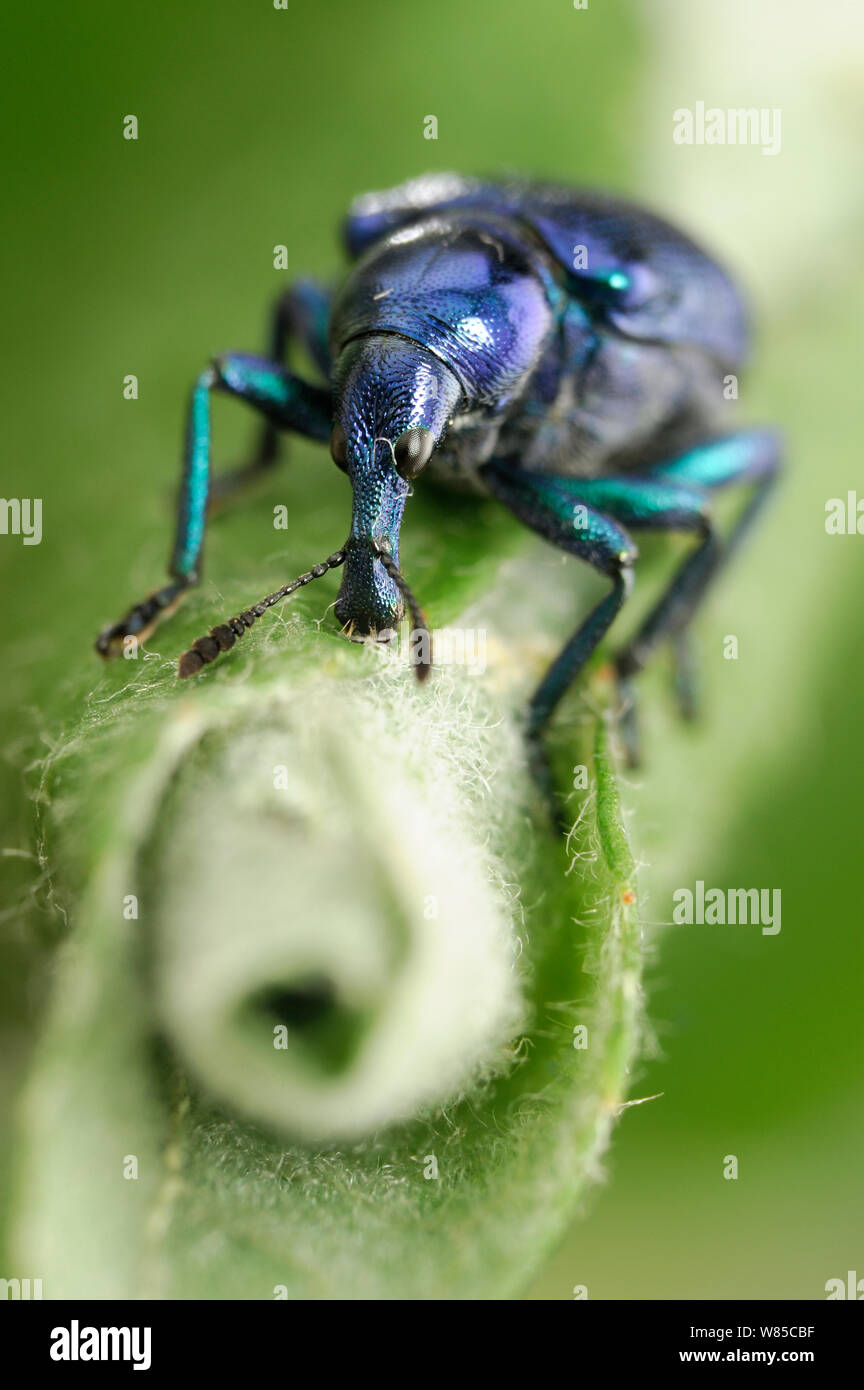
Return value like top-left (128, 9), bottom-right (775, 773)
top-left (143, 667), bottom-right (525, 1142)
top-left (12, 548), bottom-right (645, 1298)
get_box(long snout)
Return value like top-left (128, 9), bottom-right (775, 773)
top-left (334, 538), bottom-right (405, 639)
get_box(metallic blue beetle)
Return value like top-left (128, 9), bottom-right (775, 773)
top-left (97, 174), bottom-right (780, 795)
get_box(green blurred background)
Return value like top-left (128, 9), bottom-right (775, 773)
top-left (1, 0), bottom-right (862, 1298)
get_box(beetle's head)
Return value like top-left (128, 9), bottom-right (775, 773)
top-left (329, 333), bottom-right (462, 640)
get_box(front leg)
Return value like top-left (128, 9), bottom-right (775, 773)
top-left (95, 355), bottom-right (331, 656)
top-left (480, 460), bottom-right (637, 829)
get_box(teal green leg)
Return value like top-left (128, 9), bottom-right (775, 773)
top-left (96, 354), bottom-right (331, 655)
top-left (482, 429), bottom-right (781, 811)
top-left (612, 428), bottom-right (782, 758)
top-left (653, 428), bottom-right (781, 564)
top-left (480, 460), bottom-right (638, 827)
top-left (211, 279), bottom-right (333, 505)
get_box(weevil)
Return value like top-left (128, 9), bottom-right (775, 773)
top-left (96, 173), bottom-right (780, 808)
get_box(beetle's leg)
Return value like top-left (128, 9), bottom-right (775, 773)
top-left (210, 280), bottom-right (333, 508)
top-left (607, 428), bottom-right (782, 758)
top-left (480, 460), bottom-right (637, 829)
top-left (517, 470), bottom-right (714, 766)
top-left (671, 629), bottom-right (699, 721)
top-left (651, 428), bottom-right (781, 560)
top-left (96, 355), bottom-right (331, 655)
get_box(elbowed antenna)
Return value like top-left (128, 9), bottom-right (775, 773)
top-left (177, 549), bottom-right (347, 677)
top-left (177, 544), bottom-right (433, 682)
top-left (372, 544), bottom-right (433, 683)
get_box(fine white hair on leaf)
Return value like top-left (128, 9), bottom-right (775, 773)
top-left (147, 660), bottom-right (528, 1141)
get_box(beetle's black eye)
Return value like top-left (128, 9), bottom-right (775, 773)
top-left (393, 426), bottom-right (435, 479)
top-left (330, 424), bottom-right (349, 473)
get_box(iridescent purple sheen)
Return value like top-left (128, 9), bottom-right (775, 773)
top-left (326, 174), bottom-right (751, 634)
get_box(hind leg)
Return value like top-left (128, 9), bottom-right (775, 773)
top-left (612, 428), bottom-right (782, 760)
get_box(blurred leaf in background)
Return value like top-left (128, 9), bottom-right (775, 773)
top-left (531, 0), bottom-right (864, 1299)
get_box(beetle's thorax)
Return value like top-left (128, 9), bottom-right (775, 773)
top-left (329, 212), bottom-right (558, 407)
top-left (327, 213), bottom-right (564, 633)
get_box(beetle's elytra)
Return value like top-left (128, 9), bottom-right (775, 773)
top-left (96, 173), bottom-right (780, 806)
